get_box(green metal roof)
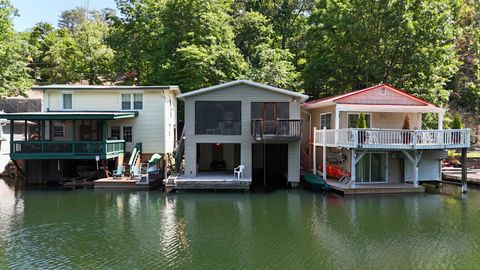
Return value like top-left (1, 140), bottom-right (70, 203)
top-left (2, 111), bottom-right (138, 120)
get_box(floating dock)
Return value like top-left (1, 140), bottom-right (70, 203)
top-left (94, 175), bottom-right (162, 189)
top-left (326, 180), bottom-right (425, 195)
top-left (165, 172), bottom-right (251, 192)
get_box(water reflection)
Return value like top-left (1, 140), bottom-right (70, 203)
top-left (1, 182), bottom-right (480, 269)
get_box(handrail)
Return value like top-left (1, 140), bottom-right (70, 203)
top-left (314, 128), bottom-right (470, 149)
top-left (12, 140), bottom-right (126, 155)
top-left (251, 119), bottom-right (301, 139)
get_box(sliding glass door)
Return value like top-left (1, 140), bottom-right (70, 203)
top-left (356, 153), bottom-right (387, 183)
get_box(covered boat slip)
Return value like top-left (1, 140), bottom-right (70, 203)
top-left (3, 111), bottom-right (136, 160)
top-left (2, 111), bottom-right (137, 184)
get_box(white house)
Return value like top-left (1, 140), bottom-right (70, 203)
top-left (3, 85), bottom-right (180, 184)
top-left (303, 84), bottom-right (470, 194)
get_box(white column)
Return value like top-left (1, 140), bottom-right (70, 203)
top-left (323, 127), bottom-right (327, 181)
top-left (351, 149), bottom-right (356, 188)
top-left (313, 127), bottom-right (316, 174)
top-left (413, 150), bottom-right (419, 187)
top-left (335, 108), bottom-right (340, 145)
top-left (438, 111), bottom-right (444, 130)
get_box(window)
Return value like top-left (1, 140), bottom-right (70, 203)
top-left (62, 93), bottom-right (72, 110)
top-left (320, 113), bottom-right (332, 129)
top-left (110, 126), bottom-right (121, 140)
top-left (53, 125), bottom-right (64, 137)
top-left (122, 94), bottom-right (131, 110)
top-left (133, 94), bottom-right (143, 109)
top-left (195, 101), bottom-right (241, 135)
top-left (123, 126), bottom-right (133, 142)
top-left (348, 113), bottom-right (371, 128)
top-left (121, 93), bottom-right (143, 110)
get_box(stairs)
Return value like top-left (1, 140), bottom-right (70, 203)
top-left (175, 128), bottom-right (185, 173)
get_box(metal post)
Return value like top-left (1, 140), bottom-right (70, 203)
top-left (461, 147), bottom-right (468, 193)
top-left (72, 120), bottom-right (76, 154)
top-left (24, 120), bottom-right (27, 141)
top-left (313, 127), bottom-right (316, 174)
top-left (323, 126), bottom-right (327, 181)
top-left (10, 120), bottom-right (14, 155)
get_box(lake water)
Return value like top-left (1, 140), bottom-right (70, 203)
top-left (1, 180), bottom-right (480, 270)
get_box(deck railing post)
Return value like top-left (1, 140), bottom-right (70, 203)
top-left (351, 149), bottom-right (356, 188)
top-left (412, 130), bottom-right (417, 149)
top-left (313, 127), bottom-right (317, 174)
top-left (353, 129), bottom-right (358, 148)
top-left (323, 126), bottom-right (327, 181)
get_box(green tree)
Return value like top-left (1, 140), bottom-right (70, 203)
top-left (304, 0), bottom-right (459, 106)
top-left (452, 113), bottom-right (464, 129)
top-left (154, 0), bottom-right (246, 91)
top-left (357, 112), bottom-right (367, 128)
top-left (245, 45), bottom-right (299, 89)
top-left (0, 0), bottom-right (32, 97)
top-left (28, 22), bottom-right (54, 81)
top-left (234, 11), bottom-right (274, 64)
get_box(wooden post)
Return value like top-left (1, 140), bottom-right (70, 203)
top-left (461, 147), bottom-right (467, 193)
top-left (313, 127), bottom-right (316, 174)
top-left (322, 126), bottom-right (327, 181)
top-left (72, 120), bottom-right (76, 154)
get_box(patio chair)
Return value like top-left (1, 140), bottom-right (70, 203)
top-left (112, 165), bottom-right (125, 179)
top-left (233, 165), bottom-right (245, 179)
top-left (130, 165), bottom-right (141, 180)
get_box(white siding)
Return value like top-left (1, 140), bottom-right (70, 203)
top-left (45, 89), bottom-right (177, 154)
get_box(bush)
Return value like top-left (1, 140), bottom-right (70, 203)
top-left (452, 113), bottom-right (464, 129)
top-left (357, 112), bottom-right (367, 128)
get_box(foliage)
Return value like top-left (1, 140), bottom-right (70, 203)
top-left (0, 0), bottom-right (32, 97)
top-left (304, 0), bottom-right (459, 106)
top-left (357, 112), bottom-right (367, 128)
top-left (452, 113), bottom-right (464, 129)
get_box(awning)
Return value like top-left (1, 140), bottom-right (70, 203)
top-left (1, 111), bottom-right (138, 120)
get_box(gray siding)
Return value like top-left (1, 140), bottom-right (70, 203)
top-left (183, 83), bottom-right (303, 182)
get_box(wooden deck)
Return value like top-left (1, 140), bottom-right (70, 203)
top-left (165, 172), bottom-right (251, 191)
top-left (326, 180), bottom-right (425, 195)
top-left (94, 175), bottom-right (162, 189)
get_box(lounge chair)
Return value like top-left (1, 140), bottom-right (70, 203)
top-left (112, 165), bottom-right (125, 179)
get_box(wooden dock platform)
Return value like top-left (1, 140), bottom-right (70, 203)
top-left (165, 172), bottom-right (251, 191)
top-left (326, 180), bottom-right (425, 195)
top-left (94, 175), bottom-right (162, 189)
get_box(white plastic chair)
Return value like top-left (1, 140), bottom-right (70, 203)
top-left (233, 165), bottom-right (245, 179)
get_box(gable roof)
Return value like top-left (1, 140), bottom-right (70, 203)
top-left (176, 80), bottom-right (309, 101)
top-left (304, 84), bottom-right (437, 109)
top-left (32, 85), bottom-right (181, 96)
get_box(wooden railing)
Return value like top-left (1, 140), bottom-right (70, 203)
top-left (11, 140), bottom-right (125, 158)
top-left (251, 119), bottom-right (301, 140)
top-left (314, 128), bottom-right (470, 149)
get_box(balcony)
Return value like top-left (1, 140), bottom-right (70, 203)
top-left (11, 140), bottom-right (126, 160)
top-left (251, 119), bottom-right (302, 140)
top-left (314, 128), bottom-right (470, 150)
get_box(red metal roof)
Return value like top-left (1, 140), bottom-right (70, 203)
top-left (304, 84), bottom-right (435, 107)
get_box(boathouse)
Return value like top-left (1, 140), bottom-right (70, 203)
top-left (168, 80), bottom-right (308, 190)
top-left (3, 85), bottom-right (179, 185)
top-left (303, 84), bottom-right (470, 194)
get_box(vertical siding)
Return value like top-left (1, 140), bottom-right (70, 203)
top-left (288, 141), bottom-right (300, 182)
top-left (183, 83), bottom-right (302, 181)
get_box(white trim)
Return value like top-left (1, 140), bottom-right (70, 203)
top-left (336, 104), bottom-right (445, 113)
top-left (177, 80), bottom-right (309, 101)
top-left (120, 92), bottom-right (144, 111)
top-left (347, 112), bottom-right (372, 128)
top-left (61, 91), bottom-right (73, 111)
top-left (320, 112), bottom-right (332, 129)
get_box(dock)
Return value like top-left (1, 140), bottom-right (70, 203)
top-left (326, 180), bottom-right (425, 195)
top-left (164, 172), bottom-right (251, 192)
top-left (94, 175), bottom-right (162, 189)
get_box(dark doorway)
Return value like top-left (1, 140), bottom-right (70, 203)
top-left (252, 143), bottom-right (288, 188)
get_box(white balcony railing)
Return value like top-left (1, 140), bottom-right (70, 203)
top-left (314, 128), bottom-right (470, 150)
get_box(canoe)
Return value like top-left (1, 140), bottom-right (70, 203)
top-left (303, 172), bottom-right (330, 191)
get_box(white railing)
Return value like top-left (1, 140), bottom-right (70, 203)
top-left (314, 128), bottom-right (470, 149)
